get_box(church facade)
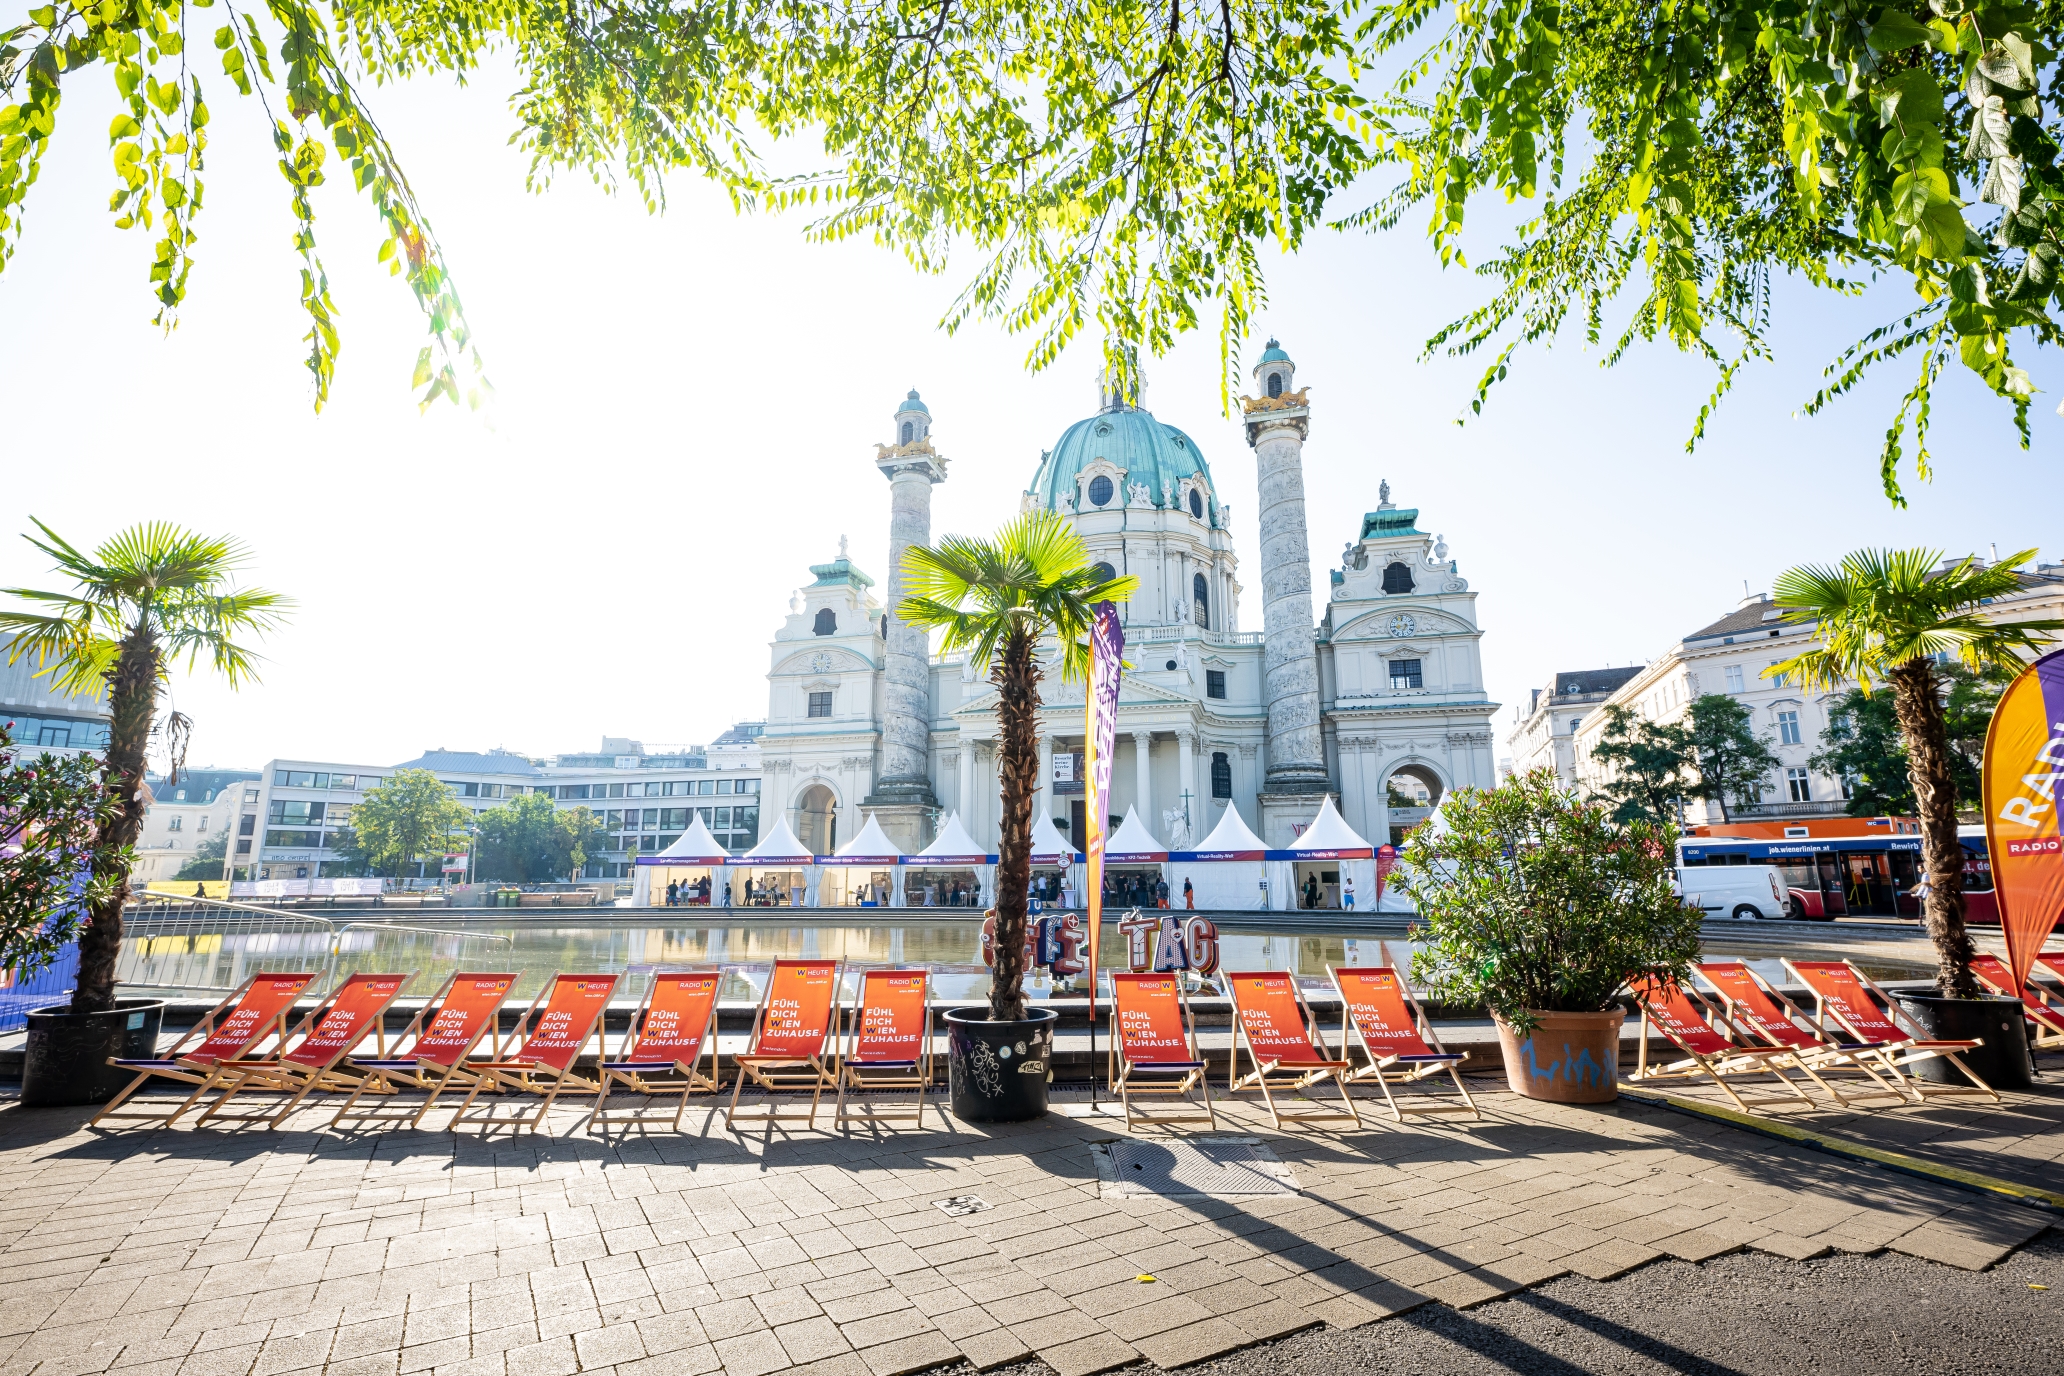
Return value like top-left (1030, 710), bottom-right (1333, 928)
top-left (755, 342), bottom-right (1501, 858)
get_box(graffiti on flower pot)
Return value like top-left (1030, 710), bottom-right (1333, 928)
top-left (1518, 1037), bottom-right (1613, 1089)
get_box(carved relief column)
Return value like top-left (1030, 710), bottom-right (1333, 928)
top-left (863, 392), bottom-right (948, 851)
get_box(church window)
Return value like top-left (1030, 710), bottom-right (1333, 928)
top-left (1090, 561), bottom-right (1117, 587)
top-left (1267, 372), bottom-right (1283, 398)
top-left (1088, 475), bottom-right (1114, 507)
top-left (812, 607), bottom-right (837, 636)
top-left (1211, 752), bottom-right (1233, 799)
top-left (807, 691), bottom-right (832, 718)
top-left (1189, 488), bottom-right (1204, 519)
top-left (1206, 670), bottom-right (1226, 700)
top-left (1193, 573), bottom-right (1209, 628)
top-left (1381, 561), bottom-right (1414, 595)
top-left (1389, 659), bottom-right (1423, 690)
top-left (1777, 709), bottom-right (1801, 745)
top-left (900, 421), bottom-right (913, 444)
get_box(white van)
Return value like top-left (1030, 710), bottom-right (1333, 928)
top-left (1677, 864), bottom-right (1792, 921)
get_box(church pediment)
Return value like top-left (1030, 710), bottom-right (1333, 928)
top-left (954, 669), bottom-right (1197, 718)
top-left (774, 647), bottom-right (874, 676)
top-left (1333, 608), bottom-right (1468, 641)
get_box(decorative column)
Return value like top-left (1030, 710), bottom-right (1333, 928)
top-left (1174, 729), bottom-right (1196, 847)
top-left (864, 390), bottom-right (949, 850)
top-left (1132, 730), bottom-right (1154, 829)
top-left (1038, 733), bottom-right (1055, 823)
top-left (1243, 340), bottom-right (1332, 842)
top-left (957, 742), bottom-right (975, 823)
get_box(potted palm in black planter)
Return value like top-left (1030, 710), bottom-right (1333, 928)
top-left (2, 521), bottom-right (288, 1105)
top-left (1769, 548), bottom-right (2062, 1090)
top-left (898, 511), bottom-right (1132, 1122)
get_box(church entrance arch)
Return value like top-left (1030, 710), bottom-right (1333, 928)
top-left (796, 784), bottom-right (839, 856)
top-left (1383, 764), bottom-right (1445, 846)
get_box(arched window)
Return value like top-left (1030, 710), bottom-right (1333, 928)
top-left (1192, 573), bottom-right (1209, 629)
top-left (1087, 474), bottom-right (1114, 507)
top-left (1267, 372), bottom-right (1283, 398)
top-left (812, 607), bottom-right (836, 636)
top-left (899, 421), bottom-right (913, 444)
top-left (1188, 487), bottom-right (1204, 519)
top-left (1211, 752), bottom-right (1232, 799)
top-left (1090, 561), bottom-right (1117, 588)
top-left (1382, 561), bottom-right (1415, 595)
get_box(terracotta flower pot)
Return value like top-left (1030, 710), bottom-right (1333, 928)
top-left (1493, 1009), bottom-right (1623, 1103)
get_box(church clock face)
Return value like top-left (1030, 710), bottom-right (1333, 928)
top-left (1388, 613), bottom-right (1417, 637)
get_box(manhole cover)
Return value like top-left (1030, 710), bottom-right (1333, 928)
top-left (1093, 1136), bottom-right (1298, 1198)
top-left (933, 1195), bottom-right (992, 1218)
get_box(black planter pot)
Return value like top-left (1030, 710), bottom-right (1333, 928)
top-left (21, 999), bottom-right (165, 1108)
top-left (1893, 993), bottom-right (2037, 1092)
top-left (945, 1007), bottom-right (1057, 1123)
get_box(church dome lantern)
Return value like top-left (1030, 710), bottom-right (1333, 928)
top-left (1252, 338), bottom-right (1296, 400)
top-left (893, 389), bottom-right (931, 448)
top-left (1027, 376), bottom-right (1216, 518)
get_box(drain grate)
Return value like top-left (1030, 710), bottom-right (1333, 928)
top-left (1093, 1136), bottom-right (1298, 1198)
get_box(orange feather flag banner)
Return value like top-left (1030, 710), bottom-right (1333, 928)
top-left (1980, 647), bottom-right (2064, 988)
top-left (1083, 602), bottom-right (1124, 1044)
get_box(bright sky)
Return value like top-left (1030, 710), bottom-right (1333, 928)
top-left (4, 54), bottom-right (2054, 774)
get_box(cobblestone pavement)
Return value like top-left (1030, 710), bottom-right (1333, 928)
top-left (0, 1087), bottom-right (2053, 1376)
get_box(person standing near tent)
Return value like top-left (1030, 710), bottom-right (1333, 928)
top-left (1304, 873), bottom-right (1320, 909)
top-left (1183, 877), bottom-right (1194, 909)
top-left (1342, 874), bottom-right (1356, 910)
top-left (1155, 876), bottom-right (1170, 909)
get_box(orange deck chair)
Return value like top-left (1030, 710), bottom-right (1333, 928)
top-left (1109, 971), bottom-right (1217, 1131)
top-left (1783, 959), bottom-right (1999, 1104)
top-left (2036, 953), bottom-right (2064, 988)
top-left (445, 973), bottom-right (622, 1132)
top-left (727, 959), bottom-right (841, 1130)
top-left (1627, 974), bottom-right (1818, 1112)
top-left (1969, 954), bottom-right (2064, 1050)
top-left (1328, 966), bottom-right (1477, 1122)
top-left (196, 972), bottom-right (412, 1129)
top-left (90, 971), bottom-right (319, 1129)
top-left (1693, 961), bottom-right (1909, 1108)
top-left (329, 972), bottom-right (518, 1130)
top-left (834, 967), bottom-right (934, 1131)
top-left (1220, 971), bottom-right (1358, 1130)
top-left (590, 969), bottom-right (726, 1134)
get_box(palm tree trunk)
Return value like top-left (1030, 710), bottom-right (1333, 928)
top-left (988, 625), bottom-right (1040, 1022)
top-left (73, 620), bottom-right (158, 1013)
top-left (1890, 660), bottom-right (1979, 998)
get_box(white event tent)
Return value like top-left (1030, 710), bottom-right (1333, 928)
top-left (905, 812), bottom-right (995, 907)
top-left (740, 814), bottom-right (818, 907)
top-left (1027, 810), bottom-right (1084, 907)
top-left (819, 813), bottom-right (904, 907)
top-left (1268, 796), bottom-right (1378, 911)
top-left (631, 814), bottom-right (730, 907)
top-left (1171, 804), bottom-right (1270, 909)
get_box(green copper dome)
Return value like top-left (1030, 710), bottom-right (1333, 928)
top-left (897, 389), bottom-right (930, 416)
top-left (1028, 406), bottom-right (1216, 518)
top-left (1257, 338), bottom-right (1291, 364)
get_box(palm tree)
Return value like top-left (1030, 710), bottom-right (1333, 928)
top-left (898, 511), bottom-right (1135, 1021)
top-left (1, 521), bottom-right (290, 1014)
top-left (1770, 549), bottom-right (2061, 997)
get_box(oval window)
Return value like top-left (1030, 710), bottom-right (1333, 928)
top-left (1188, 488), bottom-right (1204, 519)
top-left (1090, 561), bottom-right (1117, 587)
top-left (1088, 475), bottom-right (1114, 507)
top-left (1094, 422), bottom-right (1112, 437)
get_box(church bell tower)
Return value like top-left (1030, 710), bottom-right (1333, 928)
top-left (864, 389), bottom-right (948, 849)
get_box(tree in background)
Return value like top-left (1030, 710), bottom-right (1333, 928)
top-left (1813, 665), bottom-right (2005, 815)
top-left (0, 720), bottom-right (124, 981)
top-left (1771, 548), bottom-right (2062, 997)
top-left (171, 831), bottom-right (228, 882)
top-left (1683, 696), bottom-right (1783, 824)
top-left (337, 768), bottom-right (469, 879)
top-left (0, 521), bottom-right (287, 1013)
top-left (472, 793), bottom-right (605, 883)
top-left (1587, 704), bottom-right (1691, 826)
top-left (562, 806), bottom-right (607, 883)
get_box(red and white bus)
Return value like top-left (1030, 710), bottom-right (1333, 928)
top-left (1677, 827), bottom-right (2006, 923)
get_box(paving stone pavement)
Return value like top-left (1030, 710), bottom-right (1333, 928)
top-left (0, 1086), bottom-right (2052, 1376)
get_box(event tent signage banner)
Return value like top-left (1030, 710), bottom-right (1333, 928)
top-left (1981, 646), bottom-right (2064, 987)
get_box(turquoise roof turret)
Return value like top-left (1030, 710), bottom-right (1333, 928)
top-left (1026, 404), bottom-right (1216, 516)
top-left (897, 389), bottom-right (929, 416)
top-left (1257, 338), bottom-right (1291, 364)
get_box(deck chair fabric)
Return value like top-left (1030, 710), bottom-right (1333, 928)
top-left (1692, 962), bottom-right (1909, 1108)
top-left (1220, 971), bottom-right (1357, 1129)
top-left (2036, 954), bottom-right (2064, 986)
top-left (1627, 975), bottom-right (1817, 1112)
top-left (727, 960), bottom-right (841, 1130)
top-left (1109, 972), bottom-right (1217, 1131)
top-left (91, 971), bottom-right (319, 1129)
top-left (446, 974), bottom-right (621, 1132)
top-left (591, 969), bottom-right (726, 1134)
top-left (834, 968), bottom-right (933, 1131)
top-left (1784, 960), bottom-right (1999, 1103)
top-left (1328, 966), bottom-right (1478, 1121)
top-left (1969, 954), bottom-right (2064, 1049)
top-left (331, 972), bottom-right (518, 1129)
top-left (198, 973), bottom-right (411, 1128)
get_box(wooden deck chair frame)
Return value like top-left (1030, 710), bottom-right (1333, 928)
top-left (834, 967), bottom-right (934, 1131)
top-left (1108, 972), bottom-right (1218, 1132)
top-left (447, 974), bottom-right (622, 1133)
top-left (727, 960), bottom-right (843, 1131)
top-left (330, 972), bottom-right (520, 1130)
top-left (1783, 959), bottom-right (2000, 1104)
top-left (1691, 961), bottom-right (1909, 1108)
top-left (1327, 966), bottom-right (1479, 1122)
top-left (1627, 976), bottom-right (1819, 1113)
top-left (590, 968), bottom-right (727, 1135)
top-left (1220, 971), bottom-right (1358, 1130)
top-left (89, 971), bottom-right (321, 1129)
top-left (1969, 954), bottom-right (2064, 1050)
top-left (196, 972), bottom-right (412, 1129)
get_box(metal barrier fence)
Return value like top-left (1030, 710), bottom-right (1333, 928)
top-left (115, 898), bottom-right (511, 997)
top-left (0, 943), bottom-right (80, 1034)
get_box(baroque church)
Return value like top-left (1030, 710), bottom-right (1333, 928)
top-left (753, 342), bottom-right (1500, 859)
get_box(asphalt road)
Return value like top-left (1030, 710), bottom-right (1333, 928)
top-left (989, 1229), bottom-right (2062, 1376)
